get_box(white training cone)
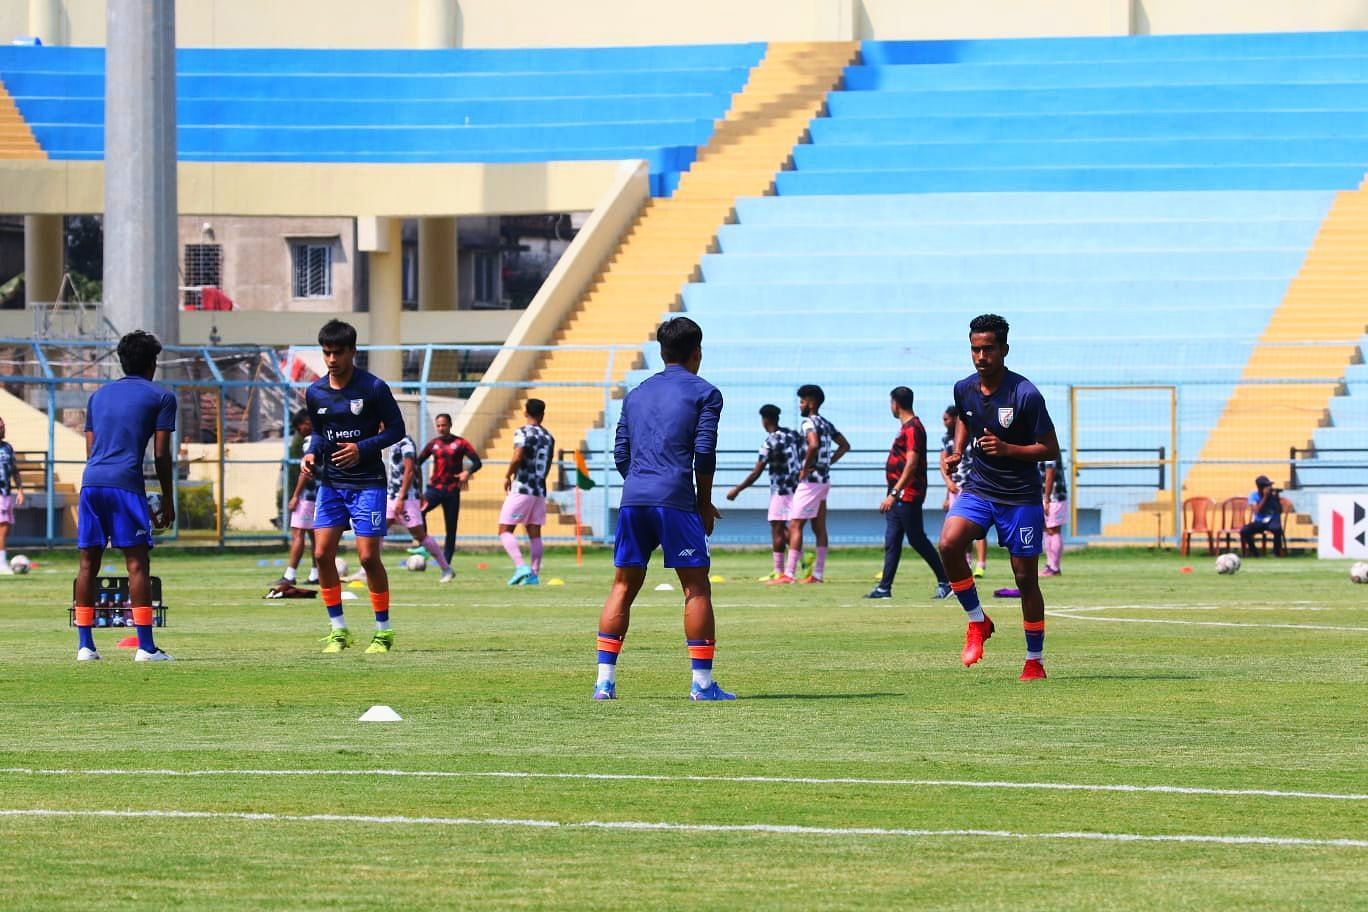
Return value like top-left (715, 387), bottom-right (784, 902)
top-left (654, 583), bottom-right (674, 591)
top-left (359, 705), bottom-right (402, 722)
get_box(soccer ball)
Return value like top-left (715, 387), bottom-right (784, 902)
top-left (334, 555), bottom-right (348, 576)
top-left (1215, 553), bottom-right (1241, 575)
top-left (1351, 562), bottom-right (1368, 584)
top-left (9, 555), bottom-right (30, 574)
top-left (405, 554), bottom-right (427, 572)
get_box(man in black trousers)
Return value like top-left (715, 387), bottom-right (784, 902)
top-left (866, 387), bottom-right (953, 601)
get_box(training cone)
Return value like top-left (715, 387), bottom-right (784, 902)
top-left (116, 635), bottom-right (139, 649)
top-left (547, 578), bottom-right (565, 586)
top-left (709, 574), bottom-right (725, 583)
top-left (358, 705), bottom-right (402, 722)
top-left (1180, 566), bottom-right (1193, 574)
top-left (346, 580), bottom-right (366, 589)
top-left (476, 562), bottom-right (489, 570)
top-left (653, 583), bottom-right (674, 592)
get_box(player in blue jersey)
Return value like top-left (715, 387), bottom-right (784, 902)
top-left (72, 331), bottom-right (177, 662)
top-left (940, 314), bottom-right (1060, 682)
top-left (593, 316), bottom-right (734, 701)
top-left (300, 320), bottom-right (406, 655)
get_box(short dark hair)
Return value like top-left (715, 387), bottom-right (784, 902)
top-left (797, 384), bottom-right (825, 407)
top-left (969, 313), bottom-right (1009, 345)
top-left (890, 386), bottom-right (915, 411)
top-left (116, 330), bottom-right (161, 377)
top-left (526, 398), bottom-right (546, 420)
top-left (944, 405), bottom-right (960, 419)
top-left (759, 404), bottom-right (781, 422)
top-left (318, 319), bottom-right (358, 349)
top-left (435, 412), bottom-right (452, 423)
top-left (657, 316), bottom-right (703, 364)
top-left (291, 408), bottom-right (310, 431)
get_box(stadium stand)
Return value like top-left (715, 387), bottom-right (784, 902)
top-left (0, 43), bottom-right (766, 194)
top-left (0, 78), bottom-right (42, 159)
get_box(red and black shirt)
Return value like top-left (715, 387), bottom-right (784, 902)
top-left (419, 434), bottom-right (480, 492)
top-left (885, 416), bottom-right (928, 503)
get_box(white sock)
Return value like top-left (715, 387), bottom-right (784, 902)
top-left (0, 550), bottom-right (8, 564)
top-left (283, 566), bottom-right (297, 583)
top-left (375, 619), bottom-right (391, 631)
top-left (306, 565), bottom-right (319, 583)
top-left (692, 668), bottom-right (714, 689)
top-left (597, 663), bottom-right (616, 686)
top-left (329, 614), bottom-right (347, 630)
top-left (965, 606), bottom-right (986, 623)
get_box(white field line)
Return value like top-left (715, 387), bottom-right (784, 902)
top-left (0, 807), bottom-right (1363, 848)
top-left (1, 767), bottom-right (1363, 802)
top-left (1047, 605), bottom-right (1368, 632)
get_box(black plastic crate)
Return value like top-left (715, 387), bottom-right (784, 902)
top-left (68, 576), bottom-right (167, 628)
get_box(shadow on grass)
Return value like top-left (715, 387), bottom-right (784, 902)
top-left (740, 692), bottom-right (904, 701)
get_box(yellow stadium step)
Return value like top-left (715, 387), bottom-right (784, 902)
top-left (454, 41), bottom-right (859, 538)
top-left (0, 78), bottom-right (43, 160)
top-left (1105, 185), bottom-right (1368, 541)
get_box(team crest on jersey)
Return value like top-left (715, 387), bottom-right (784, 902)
top-left (998, 407), bottom-right (1015, 429)
top-left (349, 399), bottom-right (364, 415)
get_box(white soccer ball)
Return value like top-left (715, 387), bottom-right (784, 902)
top-left (334, 555), bottom-right (348, 576)
top-left (1215, 553), bottom-right (1241, 575)
top-left (1351, 562), bottom-right (1368, 584)
top-left (405, 554), bottom-right (427, 572)
top-left (9, 554), bottom-right (30, 574)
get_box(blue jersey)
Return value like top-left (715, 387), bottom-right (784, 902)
top-left (614, 365), bottom-right (722, 512)
top-left (953, 369), bottom-right (1055, 506)
top-left (82, 376), bottom-right (177, 496)
top-left (305, 369), bottom-right (405, 491)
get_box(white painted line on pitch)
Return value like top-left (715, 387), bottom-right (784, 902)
top-left (1, 767), bottom-right (1362, 801)
top-left (1047, 605), bottom-right (1368, 632)
top-left (0, 807), bottom-right (1362, 848)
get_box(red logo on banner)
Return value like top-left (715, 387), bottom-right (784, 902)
top-left (1333, 510), bottom-right (1345, 554)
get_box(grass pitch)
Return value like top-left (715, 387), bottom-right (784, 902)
top-left (0, 546), bottom-right (1365, 910)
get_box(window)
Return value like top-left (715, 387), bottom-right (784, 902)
top-left (182, 243), bottom-right (222, 308)
top-left (473, 251), bottom-right (499, 307)
top-left (291, 243), bottom-right (332, 298)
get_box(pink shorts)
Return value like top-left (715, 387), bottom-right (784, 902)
top-left (388, 497), bottom-right (425, 529)
top-left (1045, 499), bottom-right (1069, 529)
top-left (289, 498), bottom-right (316, 530)
top-left (500, 493), bottom-right (547, 527)
top-left (790, 481), bottom-right (830, 521)
top-left (0, 494), bottom-right (13, 525)
top-left (767, 493), bottom-right (792, 523)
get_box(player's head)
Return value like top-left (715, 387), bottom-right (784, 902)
top-left (968, 313), bottom-right (1010, 379)
top-left (657, 316), bottom-right (703, 372)
top-left (759, 403), bottom-right (781, 431)
top-left (117, 330), bottom-right (162, 379)
top-left (942, 404), bottom-right (959, 431)
top-left (797, 383), bottom-right (824, 417)
top-left (318, 319), bottom-right (358, 378)
top-left (889, 386), bottom-right (915, 418)
top-left (291, 408), bottom-right (312, 437)
top-left (525, 398), bottom-right (546, 423)
top-left (1255, 474), bottom-right (1273, 491)
top-left (434, 412), bottom-right (452, 435)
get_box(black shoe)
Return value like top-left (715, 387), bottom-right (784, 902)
top-left (864, 587), bottom-right (892, 599)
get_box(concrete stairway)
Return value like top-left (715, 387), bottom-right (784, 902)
top-left (442, 42), bottom-right (859, 542)
top-left (0, 79), bottom-right (43, 159)
top-left (1106, 183), bottom-right (1368, 543)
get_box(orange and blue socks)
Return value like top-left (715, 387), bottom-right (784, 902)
top-left (322, 584), bottom-right (345, 629)
top-left (687, 638), bottom-right (715, 689)
top-left (75, 606), bottom-right (95, 651)
top-left (370, 590), bottom-right (391, 630)
top-left (1024, 620), bottom-right (1045, 660)
top-left (950, 577), bottom-right (985, 622)
top-left (132, 606), bottom-right (157, 652)
top-left (596, 631), bottom-right (623, 685)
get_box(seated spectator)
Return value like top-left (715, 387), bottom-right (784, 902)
top-left (1240, 474), bottom-right (1285, 557)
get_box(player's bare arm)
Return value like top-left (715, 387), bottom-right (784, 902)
top-left (152, 428), bottom-right (176, 529)
top-left (831, 431), bottom-right (851, 465)
top-left (946, 415), bottom-right (970, 472)
top-left (504, 446), bottom-right (524, 493)
top-left (288, 462), bottom-right (310, 512)
top-left (727, 457), bottom-right (766, 501)
top-left (1042, 463), bottom-right (1056, 506)
top-left (800, 430), bottom-right (820, 477)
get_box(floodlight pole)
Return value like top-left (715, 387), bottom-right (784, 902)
top-left (104, 0), bottom-right (179, 345)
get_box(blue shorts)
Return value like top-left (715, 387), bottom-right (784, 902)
top-left (314, 485), bottom-right (387, 537)
top-left (78, 486), bottom-right (154, 551)
top-left (614, 506), bottom-right (710, 569)
top-left (947, 490), bottom-right (1044, 558)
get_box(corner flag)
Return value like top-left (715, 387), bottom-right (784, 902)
top-left (574, 451), bottom-right (596, 490)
